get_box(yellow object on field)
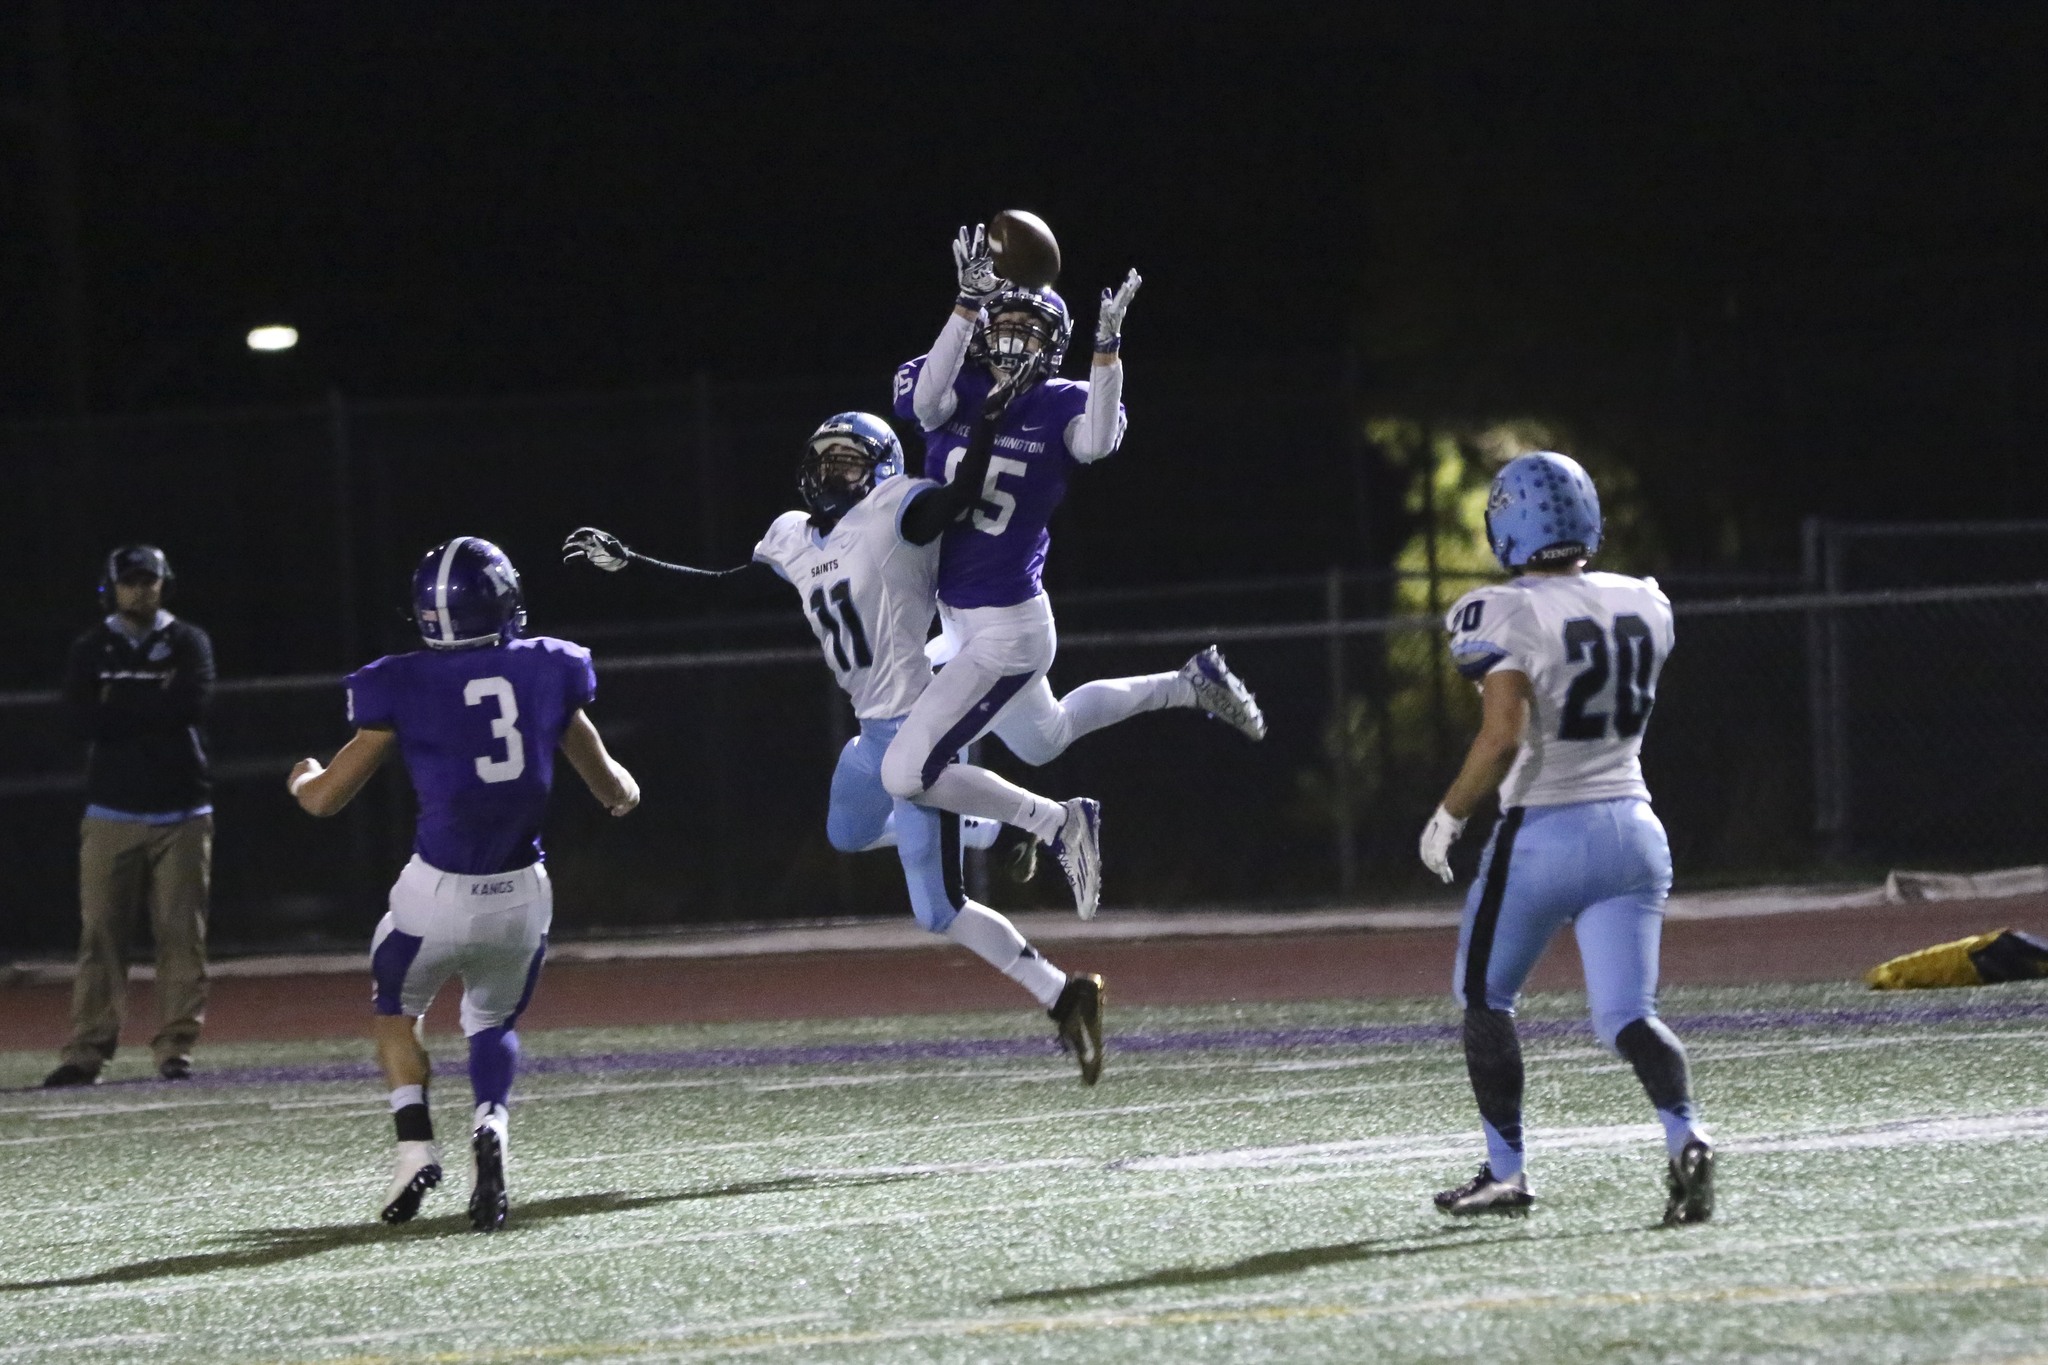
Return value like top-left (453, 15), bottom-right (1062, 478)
top-left (1864, 931), bottom-right (2006, 990)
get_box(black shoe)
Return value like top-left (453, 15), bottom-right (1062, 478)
top-left (994, 824), bottom-right (1038, 885)
top-left (41, 1063), bottom-right (101, 1088)
top-left (157, 1056), bottom-right (193, 1082)
top-left (469, 1121), bottom-right (508, 1232)
top-left (1434, 1163), bottom-right (1535, 1216)
top-left (1048, 973), bottom-right (1106, 1085)
top-left (1663, 1139), bottom-right (1715, 1226)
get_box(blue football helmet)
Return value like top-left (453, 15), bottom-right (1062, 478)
top-left (799, 412), bottom-right (902, 520)
top-left (412, 537), bottom-right (526, 649)
top-left (1484, 451), bottom-right (1603, 571)
top-left (971, 285), bottom-right (1071, 381)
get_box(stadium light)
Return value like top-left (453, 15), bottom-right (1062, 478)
top-left (246, 324), bottom-right (299, 352)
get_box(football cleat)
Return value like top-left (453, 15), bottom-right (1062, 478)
top-left (996, 823), bottom-right (1038, 885)
top-left (1181, 646), bottom-right (1267, 741)
top-left (1049, 798), bottom-right (1102, 920)
top-left (469, 1111), bottom-right (509, 1232)
top-left (40, 1062), bottom-right (101, 1088)
top-left (380, 1140), bottom-right (443, 1225)
top-left (157, 1055), bottom-right (193, 1082)
top-left (1663, 1139), bottom-right (1716, 1226)
top-left (1434, 1164), bottom-right (1535, 1216)
top-left (1049, 973), bottom-right (1106, 1085)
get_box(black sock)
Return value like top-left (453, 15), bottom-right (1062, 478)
top-left (1615, 1016), bottom-right (1692, 1114)
top-left (1463, 1007), bottom-right (1525, 1157)
top-left (394, 1103), bottom-right (434, 1144)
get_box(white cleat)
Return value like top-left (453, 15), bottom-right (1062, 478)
top-left (1049, 798), bottom-right (1102, 920)
top-left (380, 1140), bottom-right (442, 1225)
top-left (1181, 645), bottom-right (1267, 741)
top-left (1433, 1164), bottom-right (1534, 1216)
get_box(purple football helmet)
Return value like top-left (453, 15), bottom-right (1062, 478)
top-left (412, 537), bottom-right (526, 649)
top-left (970, 285), bottom-right (1071, 381)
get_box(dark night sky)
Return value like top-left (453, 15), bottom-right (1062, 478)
top-left (4, 3), bottom-right (2047, 562)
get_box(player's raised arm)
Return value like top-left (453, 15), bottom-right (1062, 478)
top-left (1069, 269), bottom-right (1139, 465)
top-left (558, 709), bottom-right (639, 816)
top-left (289, 727), bottom-right (398, 818)
top-left (908, 224), bottom-right (999, 431)
top-left (561, 528), bottom-right (784, 601)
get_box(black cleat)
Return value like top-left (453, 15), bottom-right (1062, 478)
top-left (1663, 1139), bottom-right (1715, 1226)
top-left (157, 1056), bottom-right (193, 1081)
top-left (469, 1121), bottom-right (509, 1232)
top-left (1434, 1163), bottom-right (1535, 1216)
top-left (995, 824), bottom-right (1038, 885)
top-left (41, 1063), bottom-right (100, 1088)
top-left (1048, 973), bottom-right (1106, 1085)
top-left (381, 1141), bottom-right (443, 1225)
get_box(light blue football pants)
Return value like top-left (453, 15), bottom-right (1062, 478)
top-left (1452, 797), bottom-right (1674, 1047)
top-left (827, 716), bottom-right (965, 933)
top-left (1452, 796), bottom-right (1703, 1177)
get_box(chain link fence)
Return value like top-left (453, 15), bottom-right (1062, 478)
top-left (3, 578), bottom-right (2042, 956)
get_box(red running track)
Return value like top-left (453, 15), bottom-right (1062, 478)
top-left (3, 895), bottom-right (2044, 1053)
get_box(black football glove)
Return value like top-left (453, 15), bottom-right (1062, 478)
top-left (562, 527), bottom-right (631, 572)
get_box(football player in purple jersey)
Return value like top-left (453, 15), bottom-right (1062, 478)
top-left (288, 537), bottom-right (639, 1231)
top-left (563, 376), bottom-right (1115, 1083)
top-left (880, 225), bottom-right (1266, 908)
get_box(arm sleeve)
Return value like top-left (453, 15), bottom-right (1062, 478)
top-left (561, 642), bottom-right (598, 710)
top-left (899, 416), bottom-right (1000, 546)
top-left (1447, 590), bottom-right (1536, 681)
top-left (1064, 359), bottom-right (1128, 465)
top-left (60, 635), bottom-right (100, 741)
top-left (164, 626), bottom-right (214, 725)
top-left (640, 556), bottom-right (788, 603)
top-left (909, 313), bottom-right (974, 430)
top-left (345, 658), bottom-right (398, 730)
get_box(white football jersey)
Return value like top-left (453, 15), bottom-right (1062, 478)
top-left (752, 474), bottom-right (940, 721)
top-left (1445, 571), bottom-right (1675, 809)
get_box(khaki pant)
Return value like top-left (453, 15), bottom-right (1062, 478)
top-left (61, 814), bottom-right (213, 1071)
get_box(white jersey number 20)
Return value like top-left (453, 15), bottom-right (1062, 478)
top-left (464, 676), bottom-right (527, 783)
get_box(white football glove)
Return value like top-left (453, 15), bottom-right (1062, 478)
top-left (562, 527), bottom-right (630, 573)
top-left (1094, 269), bottom-right (1142, 353)
top-left (1419, 805), bottom-right (1468, 884)
top-left (953, 223), bottom-right (1002, 304)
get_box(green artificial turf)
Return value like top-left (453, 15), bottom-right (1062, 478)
top-left (2, 981), bottom-right (2046, 1363)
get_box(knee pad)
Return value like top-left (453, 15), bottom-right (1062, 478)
top-left (878, 743), bottom-right (927, 802)
top-left (825, 811), bottom-right (868, 853)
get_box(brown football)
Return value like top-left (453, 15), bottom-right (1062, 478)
top-left (988, 209), bottom-right (1061, 288)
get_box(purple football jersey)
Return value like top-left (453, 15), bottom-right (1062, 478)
top-left (345, 636), bottom-right (596, 875)
top-left (894, 356), bottom-right (1103, 609)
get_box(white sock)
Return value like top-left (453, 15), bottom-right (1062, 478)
top-left (389, 1084), bottom-right (424, 1112)
top-left (1058, 671), bottom-right (1195, 738)
top-left (961, 816), bottom-right (1001, 850)
top-left (922, 766), bottom-right (1066, 842)
top-left (474, 1101), bottom-right (508, 1130)
top-left (945, 902), bottom-right (1067, 1007)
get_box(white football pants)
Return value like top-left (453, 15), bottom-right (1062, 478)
top-left (369, 855), bottom-right (552, 1035)
top-left (879, 594), bottom-right (1187, 837)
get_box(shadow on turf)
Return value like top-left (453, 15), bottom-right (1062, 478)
top-left (0, 1174), bottom-right (919, 1293)
top-left (993, 1227), bottom-right (1527, 1304)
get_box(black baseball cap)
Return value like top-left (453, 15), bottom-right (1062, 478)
top-left (105, 545), bottom-right (172, 584)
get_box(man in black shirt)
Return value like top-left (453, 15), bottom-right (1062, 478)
top-left (43, 546), bottom-right (217, 1086)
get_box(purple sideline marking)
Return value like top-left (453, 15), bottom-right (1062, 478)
top-left (32, 995), bottom-right (2048, 1093)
